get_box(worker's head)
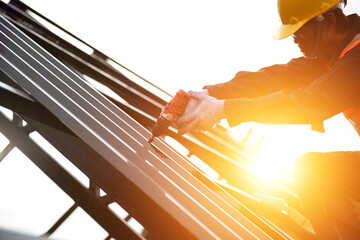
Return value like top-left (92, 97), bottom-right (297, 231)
top-left (274, 0), bottom-right (348, 59)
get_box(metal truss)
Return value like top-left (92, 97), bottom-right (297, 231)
top-left (0, 1), bottom-right (317, 239)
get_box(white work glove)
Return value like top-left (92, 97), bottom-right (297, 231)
top-left (176, 92), bottom-right (224, 135)
top-left (187, 89), bottom-right (209, 96)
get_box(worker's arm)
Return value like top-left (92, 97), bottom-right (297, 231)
top-left (177, 47), bottom-right (360, 133)
top-left (225, 47), bottom-right (360, 127)
top-left (178, 57), bottom-right (326, 132)
top-left (204, 57), bottom-right (328, 100)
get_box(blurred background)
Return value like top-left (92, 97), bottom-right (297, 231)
top-left (1, 0), bottom-right (360, 239)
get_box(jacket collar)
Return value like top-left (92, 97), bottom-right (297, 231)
top-left (322, 14), bottom-right (360, 65)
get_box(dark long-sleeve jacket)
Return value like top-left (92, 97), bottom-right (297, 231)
top-left (205, 14), bottom-right (360, 132)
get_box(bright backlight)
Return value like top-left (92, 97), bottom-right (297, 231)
top-left (246, 114), bottom-right (360, 184)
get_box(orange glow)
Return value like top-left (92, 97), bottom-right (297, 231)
top-left (247, 127), bottom-right (305, 183)
top-left (238, 114), bottom-right (360, 184)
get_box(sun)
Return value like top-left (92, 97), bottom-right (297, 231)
top-left (247, 129), bottom-right (305, 184)
top-left (243, 114), bottom-right (360, 185)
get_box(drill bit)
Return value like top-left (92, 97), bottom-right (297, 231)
top-left (148, 135), bottom-right (154, 144)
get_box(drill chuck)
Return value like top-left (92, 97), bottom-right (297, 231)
top-left (151, 116), bottom-right (172, 138)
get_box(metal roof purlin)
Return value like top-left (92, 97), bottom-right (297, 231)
top-left (0, 14), bottom-right (280, 240)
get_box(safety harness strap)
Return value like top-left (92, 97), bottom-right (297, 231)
top-left (341, 34), bottom-right (360, 136)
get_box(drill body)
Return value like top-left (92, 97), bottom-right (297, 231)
top-left (149, 89), bottom-right (191, 143)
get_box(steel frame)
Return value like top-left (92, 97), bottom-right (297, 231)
top-left (0, 1), bottom-right (317, 239)
top-left (0, 113), bottom-right (144, 240)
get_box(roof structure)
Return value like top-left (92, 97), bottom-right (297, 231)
top-left (0, 1), bottom-right (316, 239)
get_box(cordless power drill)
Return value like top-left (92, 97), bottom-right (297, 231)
top-left (148, 89), bottom-right (191, 143)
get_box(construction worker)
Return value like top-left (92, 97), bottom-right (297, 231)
top-left (176, 0), bottom-right (360, 239)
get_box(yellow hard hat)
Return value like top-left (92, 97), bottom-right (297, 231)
top-left (274, 0), bottom-right (342, 40)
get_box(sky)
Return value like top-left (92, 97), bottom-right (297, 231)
top-left (1, 0), bottom-right (360, 238)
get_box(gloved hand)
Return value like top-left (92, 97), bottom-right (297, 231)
top-left (187, 89), bottom-right (209, 96)
top-left (176, 92), bottom-right (224, 135)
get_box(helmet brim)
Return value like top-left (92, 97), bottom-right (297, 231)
top-left (273, 0), bottom-right (341, 40)
top-left (273, 19), bottom-right (308, 40)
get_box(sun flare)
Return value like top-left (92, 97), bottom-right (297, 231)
top-left (243, 114), bottom-right (360, 184)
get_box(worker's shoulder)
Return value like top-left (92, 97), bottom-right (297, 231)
top-left (285, 56), bottom-right (323, 69)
